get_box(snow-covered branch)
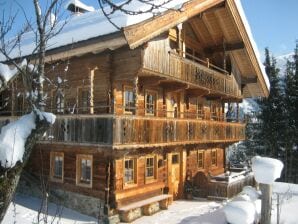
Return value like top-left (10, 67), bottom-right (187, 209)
top-left (0, 110), bottom-right (55, 168)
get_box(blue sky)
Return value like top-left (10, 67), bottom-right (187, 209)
top-left (241, 0), bottom-right (298, 57)
top-left (0, 0), bottom-right (297, 57)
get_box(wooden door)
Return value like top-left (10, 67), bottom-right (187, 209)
top-left (171, 153), bottom-right (180, 199)
top-left (166, 93), bottom-right (179, 118)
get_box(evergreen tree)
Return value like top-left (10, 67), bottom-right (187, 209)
top-left (257, 48), bottom-right (285, 158)
top-left (283, 41), bottom-right (298, 182)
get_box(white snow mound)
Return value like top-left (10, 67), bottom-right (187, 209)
top-left (242, 186), bottom-right (261, 201)
top-left (0, 111), bottom-right (56, 168)
top-left (0, 112), bottom-right (36, 168)
top-left (252, 156), bottom-right (283, 184)
top-left (223, 201), bottom-right (256, 224)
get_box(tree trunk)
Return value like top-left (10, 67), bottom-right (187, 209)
top-left (260, 183), bottom-right (272, 224)
top-left (0, 117), bottom-right (51, 222)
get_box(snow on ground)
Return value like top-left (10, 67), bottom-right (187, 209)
top-left (2, 194), bottom-right (97, 224)
top-left (271, 182), bottom-right (298, 224)
top-left (3, 182), bottom-right (298, 224)
top-left (130, 200), bottom-right (225, 224)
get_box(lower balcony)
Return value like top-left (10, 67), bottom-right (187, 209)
top-left (40, 115), bottom-right (245, 147)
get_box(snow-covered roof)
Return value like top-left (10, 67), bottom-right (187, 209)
top-left (0, 0), bottom-right (188, 61)
top-left (65, 0), bottom-right (95, 13)
top-left (234, 0), bottom-right (270, 92)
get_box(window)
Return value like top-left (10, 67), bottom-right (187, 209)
top-left (124, 158), bottom-right (136, 184)
top-left (50, 152), bottom-right (64, 182)
top-left (78, 87), bottom-right (90, 113)
top-left (76, 155), bottom-right (92, 187)
top-left (145, 157), bottom-right (156, 179)
top-left (172, 154), bottom-right (179, 164)
top-left (81, 89), bottom-right (90, 112)
top-left (197, 103), bottom-right (204, 119)
top-left (211, 149), bottom-right (217, 166)
top-left (145, 91), bottom-right (157, 115)
top-left (124, 86), bottom-right (135, 114)
top-left (52, 89), bottom-right (64, 113)
top-left (211, 104), bottom-right (217, 120)
top-left (0, 91), bottom-right (10, 115)
top-left (15, 94), bottom-right (24, 116)
top-left (197, 151), bottom-right (204, 169)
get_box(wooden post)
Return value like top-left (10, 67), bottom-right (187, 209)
top-left (260, 183), bottom-right (272, 224)
top-left (277, 194), bottom-right (280, 224)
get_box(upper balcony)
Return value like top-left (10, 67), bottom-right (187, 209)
top-left (141, 48), bottom-right (242, 100)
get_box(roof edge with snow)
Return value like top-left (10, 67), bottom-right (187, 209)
top-left (230, 0), bottom-right (270, 97)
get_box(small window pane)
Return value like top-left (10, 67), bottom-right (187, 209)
top-left (81, 159), bottom-right (91, 183)
top-left (197, 151), bottom-right (204, 169)
top-left (172, 154), bottom-right (179, 164)
top-left (146, 157), bottom-right (155, 178)
top-left (124, 88), bottom-right (135, 114)
top-left (124, 159), bottom-right (135, 183)
top-left (54, 156), bottom-right (63, 178)
top-left (146, 92), bottom-right (156, 115)
top-left (211, 150), bottom-right (217, 166)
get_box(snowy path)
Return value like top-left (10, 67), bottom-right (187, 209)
top-left (130, 200), bottom-right (226, 224)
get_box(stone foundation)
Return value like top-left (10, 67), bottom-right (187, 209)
top-left (119, 207), bottom-right (142, 223)
top-left (16, 176), bottom-right (118, 223)
top-left (143, 202), bottom-right (160, 215)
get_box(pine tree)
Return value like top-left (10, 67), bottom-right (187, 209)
top-left (283, 41), bottom-right (298, 182)
top-left (257, 48), bottom-right (285, 158)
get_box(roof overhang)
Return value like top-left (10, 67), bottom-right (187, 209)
top-left (122, 0), bottom-right (270, 98)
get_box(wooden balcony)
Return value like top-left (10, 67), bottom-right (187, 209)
top-left (40, 115), bottom-right (245, 147)
top-left (143, 50), bottom-right (242, 99)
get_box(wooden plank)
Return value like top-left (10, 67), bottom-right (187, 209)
top-left (115, 182), bottom-right (165, 200)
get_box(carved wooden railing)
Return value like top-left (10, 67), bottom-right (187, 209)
top-left (37, 115), bottom-right (245, 146)
top-left (143, 50), bottom-right (242, 98)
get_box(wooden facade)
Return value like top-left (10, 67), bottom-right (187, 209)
top-left (0, 0), bottom-right (268, 222)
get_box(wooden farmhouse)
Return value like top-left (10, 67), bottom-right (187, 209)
top-left (0, 0), bottom-right (269, 223)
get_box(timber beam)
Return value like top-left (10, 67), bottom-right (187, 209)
top-left (241, 76), bottom-right (257, 84)
top-left (204, 41), bottom-right (245, 54)
top-left (186, 88), bottom-right (210, 97)
top-left (138, 76), bottom-right (166, 87)
top-left (160, 82), bottom-right (188, 92)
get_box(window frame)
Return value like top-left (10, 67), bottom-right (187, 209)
top-left (145, 90), bottom-right (157, 116)
top-left (211, 149), bottom-right (217, 167)
top-left (77, 86), bottom-right (91, 114)
top-left (50, 152), bottom-right (64, 183)
top-left (210, 103), bottom-right (217, 120)
top-left (145, 156), bottom-right (157, 183)
top-left (124, 158), bottom-right (137, 186)
top-left (76, 154), bottom-right (93, 188)
top-left (51, 89), bottom-right (65, 114)
top-left (197, 150), bottom-right (204, 169)
top-left (123, 86), bottom-right (136, 114)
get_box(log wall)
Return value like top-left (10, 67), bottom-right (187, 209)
top-left (26, 143), bottom-right (108, 199)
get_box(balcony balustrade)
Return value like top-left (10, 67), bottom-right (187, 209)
top-left (143, 50), bottom-right (242, 99)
